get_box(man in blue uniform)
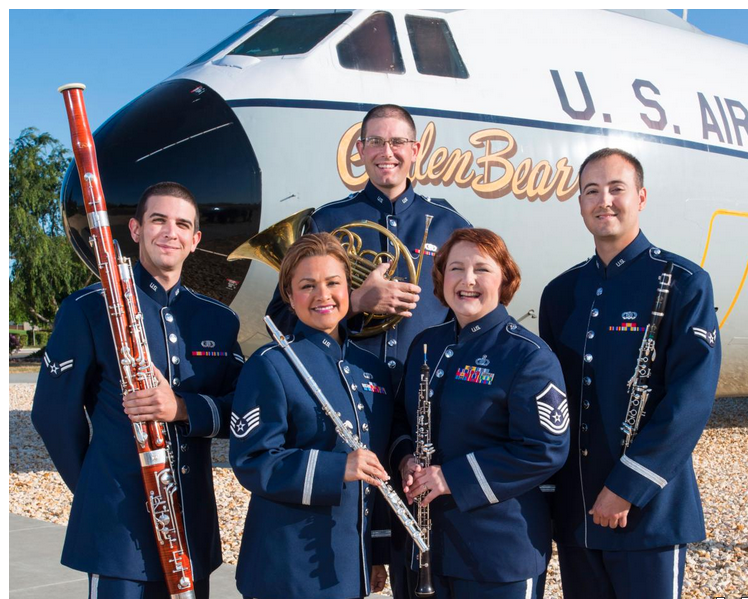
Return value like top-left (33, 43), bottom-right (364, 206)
top-left (539, 149), bottom-right (721, 599)
top-left (32, 182), bottom-right (244, 599)
top-left (266, 104), bottom-right (471, 597)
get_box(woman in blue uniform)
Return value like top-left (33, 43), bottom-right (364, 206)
top-left (391, 228), bottom-right (570, 599)
top-left (230, 233), bottom-right (393, 599)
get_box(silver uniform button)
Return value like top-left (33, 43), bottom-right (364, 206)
top-left (596, 287), bottom-right (603, 296)
top-left (388, 339), bottom-right (397, 347)
top-left (429, 389), bottom-right (434, 398)
top-left (358, 403), bottom-right (365, 411)
top-left (583, 376), bottom-right (592, 386)
top-left (169, 333), bottom-right (178, 343)
top-left (591, 308), bottom-right (599, 318)
top-left (365, 487), bottom-right (371, 495)
top-left (653, 248), bottom-right (661, 255)
top-left (180, 444), bottom-right (188, 452)
top-left (445, 349), bottom-right (454, 358)
top-left (362, 423), bottom-right (369, 431)
top-left (388, 360), bottom-right (397, 369)
top-left (436, 369), bottom-right (444, 378)
top-left (172, 355), bottom-right (180, 364)
top-left (584, 354), bottom-right (593, 363)
top-left (389, 219), bottom-right (397, 227)
top-left (351, 384), bottom-right (358, 391)
top-left (164, 313), bottom-right (174, 322)
top-left (587, 331), bottom-right (595, 339)
top-left (173, 378), bottom-right (180, 386)
top-left (508, 323), bottom-right (517, 330)
top-left (581, 423), bottom-right (589, 432)
top-left (365, 508), bottom-right (370, 516)
top-left (343, 366), bottom-right (351, 374)
top-left (181, 465), bottom-right (190, 474)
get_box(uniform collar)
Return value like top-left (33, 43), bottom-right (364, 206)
top-left (361, 180), bottom-right (417, 215)
top-left (293, 320), bottom-right (348, 360)
top-left (457, 304), bottom-right (510, 344)
top-left (594, 231), bottom-right (651, 279)
top-left (133, 262), bottom-right (184, 307)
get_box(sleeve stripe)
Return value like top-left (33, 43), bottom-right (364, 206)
top-left (199, 394), bottom-right (221, 438)
top-left (302, 449), bottom-right (319, 505)
top-left (467, 452), bottom-right (499, 504)
top-left (621, 454), bottom-right (667, 489)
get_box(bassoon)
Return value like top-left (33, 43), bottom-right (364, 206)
top-left (59, 83), bottom-right (196, 598)
top-left (620, 261), bottom-right (675, 454)
top-left (414, 344), bottom-right (435, 597)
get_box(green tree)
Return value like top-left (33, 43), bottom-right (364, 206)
top-left (9, 128), bottom-right (91, 325)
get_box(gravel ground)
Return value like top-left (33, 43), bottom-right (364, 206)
top-left (10, 383), bottom-right (747, 598)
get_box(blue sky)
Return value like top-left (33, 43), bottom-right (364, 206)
top-left (8, 9), bottom-right (748, 151)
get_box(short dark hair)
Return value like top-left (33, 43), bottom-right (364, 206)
top-left (135, 182), bottom-right (200, 231)
top-left (432, 228), bottom-right (521, 307)
top-left (361, 104), bottom-right (417, 140)
top-left (278, 233), bottom-right (352, 305)
top-left (578, 148), bottom-right (644, 190)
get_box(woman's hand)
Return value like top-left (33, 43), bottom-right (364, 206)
top-left (370, 564), bottom-right (388, 593)
top-left (344, 449), bottom-right (389, 486)
top-left (406, 464), bottom-right (450, 506)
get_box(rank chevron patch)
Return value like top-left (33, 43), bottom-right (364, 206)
top-left (44, 352), bottom-right (74, 378)
top-left (535, 382), bottom-right (569, 435)
top-left (231, 407), bottom-right (261, 438)
top-left (693, 326), bottom-right (717, 347)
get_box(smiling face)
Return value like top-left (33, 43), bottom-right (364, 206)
top-left (442, 241), bottom-right (503, 328)
top-left (579, 154), bottom-right (647, 261)
top-left (128, 194), bottom-right (201, 282)
top-left (355, 116), bottom-right (420, 200)
top-left (289, 254), bottom-right (350, 342)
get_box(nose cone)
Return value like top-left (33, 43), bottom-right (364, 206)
top-left (61, 79), bottom-right (261, 305)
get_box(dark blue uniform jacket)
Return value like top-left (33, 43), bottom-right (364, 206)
top-left (539, 232), bottom-right (721, 550)
top-left (266, 180), bottom-right (471, 383)
top-left (32, 263), bottom-right (243, 581)
top-left (391, 306), bottom-right (569, 583)
top-left (230, 321), bottom-right (394, 599)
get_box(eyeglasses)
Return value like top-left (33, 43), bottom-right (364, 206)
top-left (361, 136), bottom-right (416, 149)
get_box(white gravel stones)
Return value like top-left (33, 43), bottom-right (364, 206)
top-left (9, 384), bottom-right (747, 598)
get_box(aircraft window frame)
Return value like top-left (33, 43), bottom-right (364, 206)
top-left (187, 11), bottom-right (272, 66)
top-left (405, 15), bottom-right (469, 79)
top-left (337, 11), bottom-right (405, 75)
top-left (228, 12), bottom-right (352, 58)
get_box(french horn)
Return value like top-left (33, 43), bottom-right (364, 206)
top-left (228, 209), bottom-right (432, 338)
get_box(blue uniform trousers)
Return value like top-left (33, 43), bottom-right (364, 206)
top-left (432, 573), bottom-right (545, 599)
top-left (87, 574), bottom-right (209, 599)
top-left (556, 544), bottom-right (686, 599)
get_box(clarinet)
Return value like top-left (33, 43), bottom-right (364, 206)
top-left (264, 316), bottom-right (429, 554)
top-left (59, 83), bottom-right (196, 598)
top-left (621, 261), bottom-right (675, 454)
top-left (414, 345), bottom-right (435, 598)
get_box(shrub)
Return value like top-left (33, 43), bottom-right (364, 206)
top-left (10, 333), bottom-right (23, 354)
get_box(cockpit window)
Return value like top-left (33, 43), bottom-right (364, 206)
top-left (187, 11), bottom-right (273, 66)
top-left (229, 12), bottom-right (352, 57)
top-left (405, 16), bottom-right (468, 79)
top-left (337, 12), bottom-right (405, 74)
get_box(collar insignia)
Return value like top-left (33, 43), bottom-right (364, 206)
top-left (322, 339), bottom-right (331, 348)
top-left (615, 258), bottom-right (625, 267)
top-left (149, 282), bottom-right (158, 292)
top-left (470, 325), bottom-right (481, 333)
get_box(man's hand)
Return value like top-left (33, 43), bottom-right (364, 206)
top-left (371, 564), bottom-right (388, 593)
top-left (589, 486), bottom-right (632, 529)
top-left (350, 263), bottom-right (421, 317)
top-left (399, 455), bottom-right (419, 503)
top-left (123, 367), bottom-right (188, 423)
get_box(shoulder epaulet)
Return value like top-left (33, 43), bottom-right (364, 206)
top-left (72, 283), bottom-right (104, 302)
top-left (182, 287), bottom-right (240, 321)
top-left (646, 247), bottom-right (699, 277)
top-left (311, 191), bottom-right (364, 217)
top-left (418, 195), bottom-right (472, 226)
top-left (503, 322), bottom-right (552, 352)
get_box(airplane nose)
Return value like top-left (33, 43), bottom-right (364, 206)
top-left (61, 79), bottom-right (261, 306)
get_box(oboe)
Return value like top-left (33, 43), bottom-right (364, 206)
top-left (59, 83), bottom-right (195, 597)
top-left (264, 316), bottom-right (429, 554)
top-left (414, 345), bottom-right (435, 598)
top-left (621, 262), bottom-right (675, 454)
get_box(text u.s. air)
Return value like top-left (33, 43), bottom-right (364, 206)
top-left (60, 9), bottom-right (748, 395)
